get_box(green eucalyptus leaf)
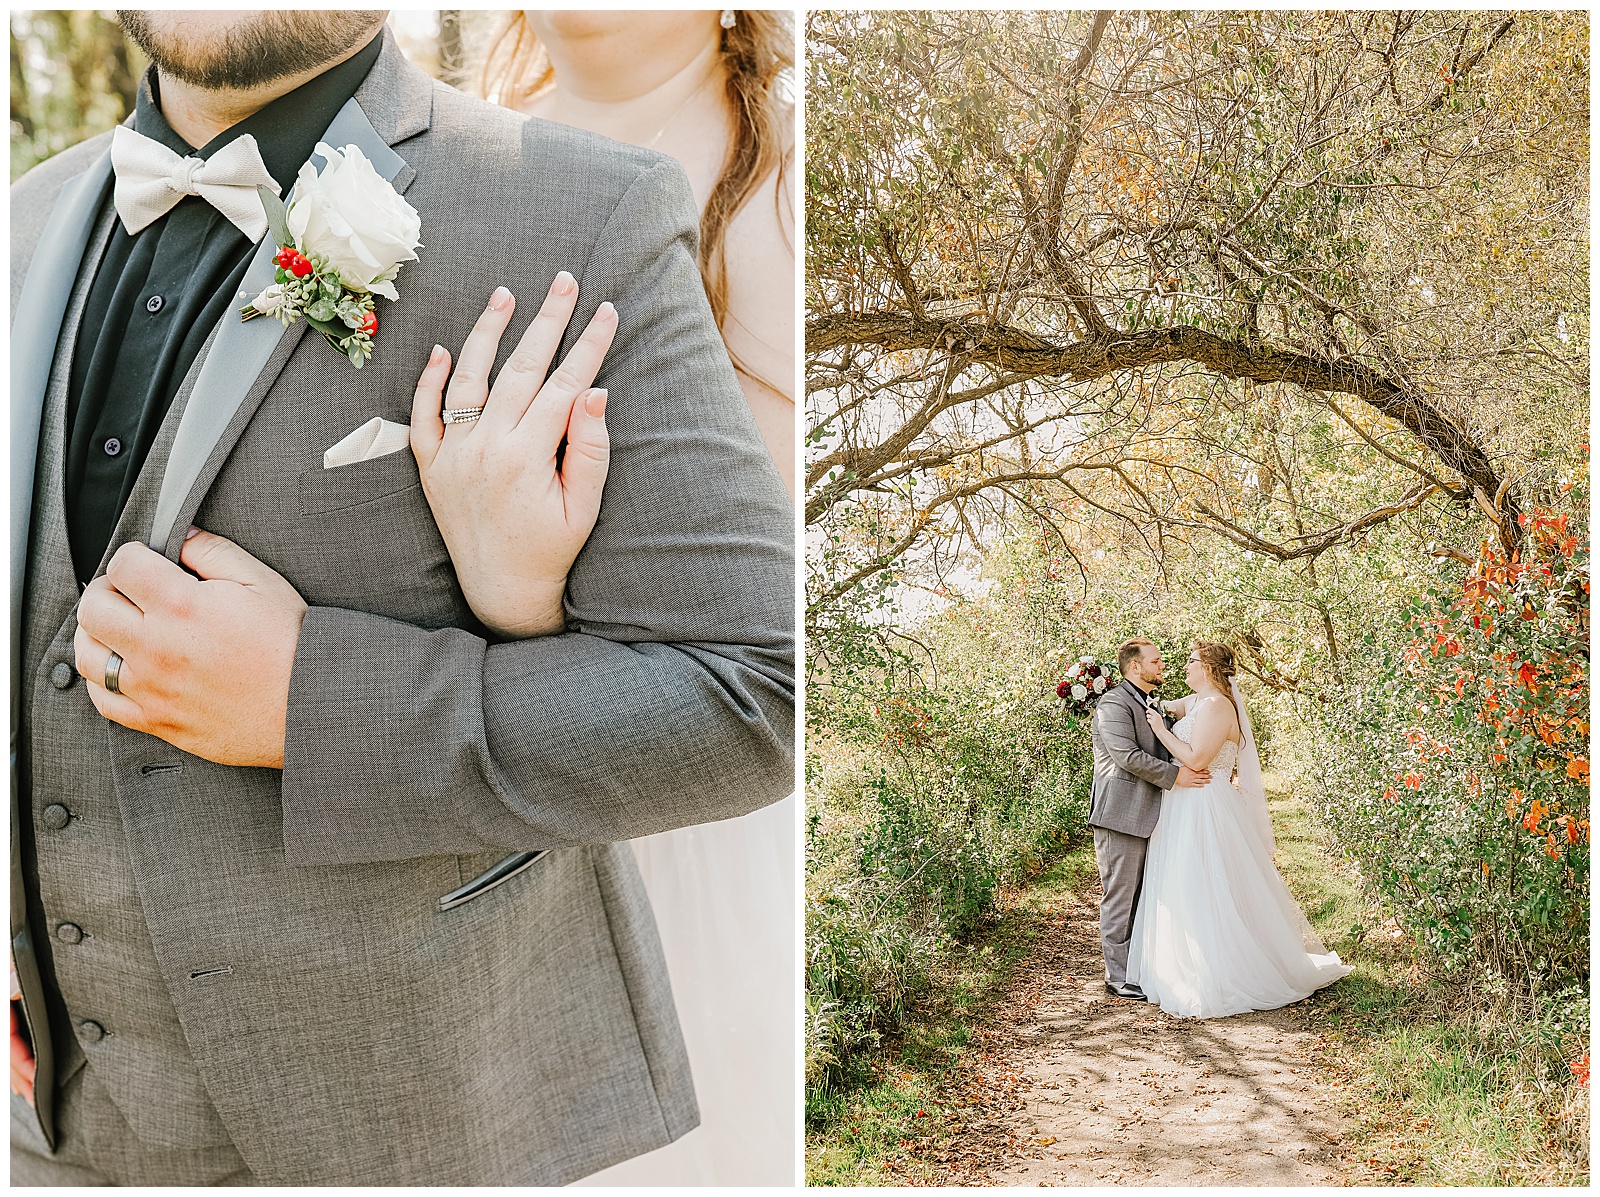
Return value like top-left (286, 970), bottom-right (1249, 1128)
top-left (259, 186), bottom-right (292, 249)
top-left (304, 313), bottom-right (346, 340)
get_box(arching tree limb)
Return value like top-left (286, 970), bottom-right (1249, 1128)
top-left (808, 311), bottom-right (1518, 544)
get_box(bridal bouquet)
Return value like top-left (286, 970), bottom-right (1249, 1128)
top-left (240, 142), bottom-right (423, 368)
top-left (1057, 656), bottom-right (1115, 715)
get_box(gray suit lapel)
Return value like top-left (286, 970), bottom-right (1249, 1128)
top-left (8, 166), bottom-right (117, 1152)
top-left (147, 96), bottom-right (414, 556)
top-left (10, 149), bottom-right (111, 706)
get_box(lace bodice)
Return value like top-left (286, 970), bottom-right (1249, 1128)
top-left (1172, 705), bottom-right (1239, 774)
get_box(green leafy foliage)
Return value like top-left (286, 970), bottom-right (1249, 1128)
top-left (808, 534), bottom-right (1113, 1097)
top-left (1310, 497), bottom-right (1589, 987)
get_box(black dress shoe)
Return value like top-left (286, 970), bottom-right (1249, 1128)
top-left (1105, 981), bottom-right (1147, 1000)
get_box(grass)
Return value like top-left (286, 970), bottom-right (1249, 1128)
top-left (1271, 780), bottom-right (1591, 1186)
top-left (804, 845), bottom-right (1098, 1186)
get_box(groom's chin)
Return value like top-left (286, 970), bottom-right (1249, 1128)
top-left (118, 10), bottom-right (385, 91)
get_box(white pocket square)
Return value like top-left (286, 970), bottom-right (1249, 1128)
top-left (324, 417), bottom-right (411, 469)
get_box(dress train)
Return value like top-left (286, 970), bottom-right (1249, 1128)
top-left (1127, 713), bottom-right (1349, 1019)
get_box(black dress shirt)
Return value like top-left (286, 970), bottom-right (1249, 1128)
top-left (63, 34), bottom-right (382, 585)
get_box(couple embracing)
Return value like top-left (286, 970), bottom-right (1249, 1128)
top-left (1089, 639), bottom-right (1350, 1018)
top-left (12, 10), bottom-right (792, 1187)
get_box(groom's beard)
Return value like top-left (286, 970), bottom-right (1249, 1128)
top-left (118, 11), bottom-right (385, 91)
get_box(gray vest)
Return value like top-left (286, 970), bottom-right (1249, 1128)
top-left (19, 197), bottom-right (232, 1150)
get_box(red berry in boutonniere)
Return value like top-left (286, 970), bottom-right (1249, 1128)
top-left (360, 311), bottom-right (378, 336)
top-left (274, 247), bottom-right (313, 277)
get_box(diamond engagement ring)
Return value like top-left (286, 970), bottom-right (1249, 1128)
top-left (104, 651), bottom-right (124, 695)
top-left (442, 405), bottom-right (486, 425)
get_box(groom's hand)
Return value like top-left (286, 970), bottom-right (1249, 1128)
top-left (1176, 765), bottom-right (1211, 787)
top-left (73, 531), bottom-right (308, 769)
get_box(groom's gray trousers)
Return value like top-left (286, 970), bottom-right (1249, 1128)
top-left (1087, 681), bottom-right (1179, 985)
top-left (1091, 827), bottom-right (1148, 986)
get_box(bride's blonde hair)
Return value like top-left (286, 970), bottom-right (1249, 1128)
top-left (1194, 642), bottom-right (1240, 724)
top-left (478, 11), bottom-right (794, 373)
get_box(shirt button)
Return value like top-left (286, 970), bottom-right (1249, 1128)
top-left (56, 922), bottom-right (84, 945)
top-left (40, 804), bottom-right (71, 830)
top-left (103, 437), bottom-right (122, 457)
top-left (49, 661), bottom-right (75, 689)
top-left (78, 1020), bottom-right (106, 1043)
top-left (146, 294), bottom-right (164, 314)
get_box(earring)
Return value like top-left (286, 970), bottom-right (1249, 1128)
top-left (720, 10), bottom-right (737, 29)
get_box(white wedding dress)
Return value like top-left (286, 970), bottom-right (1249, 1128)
top-left (1127, 692), bottom-right (1350, 1018)
top-left (573, 794), bottom-right (796, 1186)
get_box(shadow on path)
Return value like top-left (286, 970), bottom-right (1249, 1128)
top-left (924, 874), bottom-right (1352, 1186)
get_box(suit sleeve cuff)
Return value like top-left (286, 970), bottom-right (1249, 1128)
top-left (279, 605), bottom-right (501, 866)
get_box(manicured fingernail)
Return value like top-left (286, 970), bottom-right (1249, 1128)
top-left (597, 301), bottom-right (616, 320)
top-left (490, 287), bottom-right (513, 310)
top-left (185, 526), bottom-right (200, 540)
top-left (585, 389), bottom-right (608, 418)
top-left (429, 343), bottom-right (445, 365)
top-left (553, 271), bottom-right (576, 295)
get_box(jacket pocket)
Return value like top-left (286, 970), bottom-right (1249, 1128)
top-left (297, 448), bottom-right (421, 516)
top-left (439, 850), bottom-right (550, 911)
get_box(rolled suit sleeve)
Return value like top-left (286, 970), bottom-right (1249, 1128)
top-left (1096, 698), bottom-right (1179, 791)
top-left (278, 159), bottom-right (794, 867)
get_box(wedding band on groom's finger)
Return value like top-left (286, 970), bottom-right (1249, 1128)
top-left (442, 405), bottom-right (486, 426)
top-left (104, 650), bottom-right (125, 695)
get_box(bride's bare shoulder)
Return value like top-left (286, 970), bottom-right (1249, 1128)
top-left (1193, 694), bottom-right (1241, 737)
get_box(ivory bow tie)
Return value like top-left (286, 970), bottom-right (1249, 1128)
top-left (111, 124), bottom-right (280, 241)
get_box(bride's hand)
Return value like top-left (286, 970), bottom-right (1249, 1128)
top-left (411, 275), bottom-right (616, 638)
top-left (1143, 706), bottom-right (1167, 736)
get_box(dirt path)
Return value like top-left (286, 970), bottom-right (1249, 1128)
top-left (921, 874), bottom-right (1354, 1186)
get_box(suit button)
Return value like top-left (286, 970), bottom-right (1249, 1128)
top-left (49, 662), bottom-right (75, 689)
top-left (56, 922), bottom-right (84, 945)
top-left (40, 804), bottom-right (71, 830)
top-left (78, 1020), bottom-right (105, 1043)
top-left (145, 294), bottom-right (164, 314)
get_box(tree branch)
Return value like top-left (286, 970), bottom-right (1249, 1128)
top-left (1189, 480), bottom-right (1441, 561)
top-left (807, 311), bottom-right (1512, 522)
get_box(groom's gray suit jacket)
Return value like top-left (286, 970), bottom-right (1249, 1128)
top-left (1087, 680), bottom-right (1179, 839)
top-left (9, 29), bottom-right (793, 1185)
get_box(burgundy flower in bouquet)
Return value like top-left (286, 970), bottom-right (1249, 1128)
top-left (1057, 656), bottom-right (1116, 716)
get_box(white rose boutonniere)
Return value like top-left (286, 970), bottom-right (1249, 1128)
top-left (240, 142), bottom-right (423, 368)
top-left (287, 142), bottom-right (421, 300)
